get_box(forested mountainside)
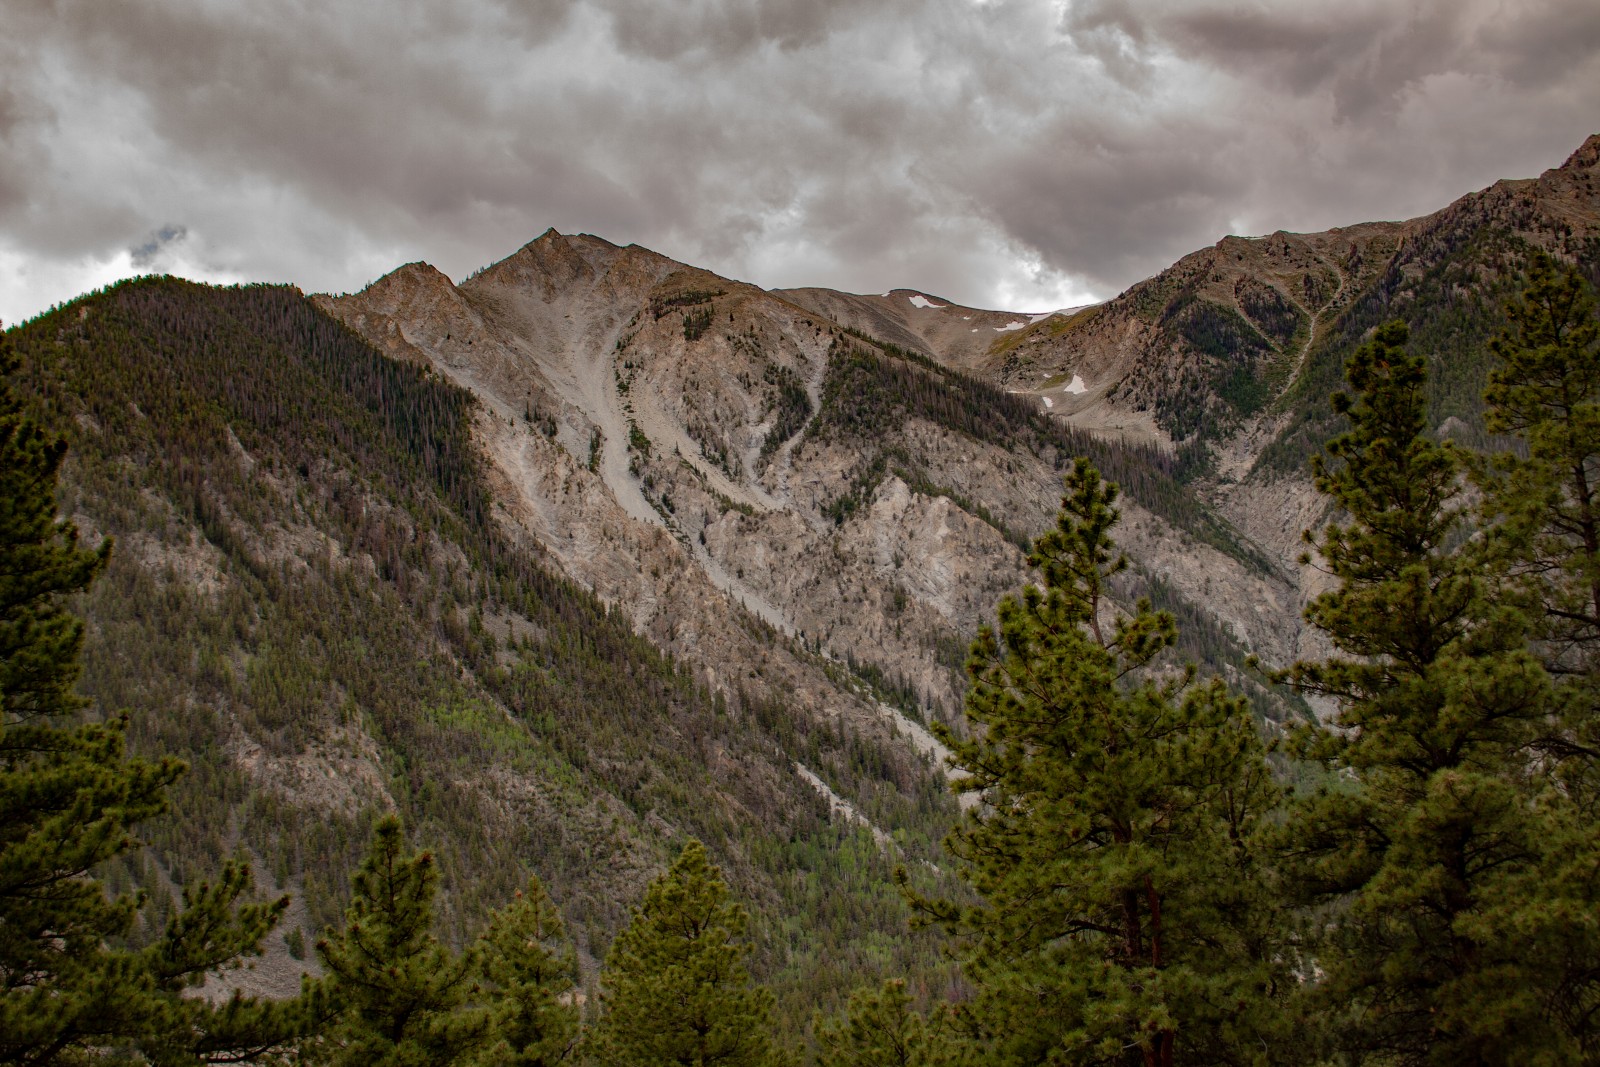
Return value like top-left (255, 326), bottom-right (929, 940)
top-left (6, 134), bottom-right (1597, 1046)
top-left (988, 135), bottom-right (1600, 467)
top-left (5, 281), bottom-right (958, 1027)
top-left (958, 134), bottom-right (1600, 615)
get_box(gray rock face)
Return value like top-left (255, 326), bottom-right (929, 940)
top-left (319, 229), bottom-right (1318, 762)
top-left (316, 133), bottom-right (1600, 761)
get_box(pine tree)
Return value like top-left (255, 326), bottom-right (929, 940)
top-left (593, 839), bottom-right (777, 1067)
top-left (141, 860), bottom-right (333, 1065)
top-left (1479, 253), bottom-right (1600, 792)
top-left (909, 459), bottom-right (1288, 1067)
top-left (317, 815), bottom-right (491, 1067)
top-left (1280, 321), bottom-right (1560, 1063)
top-left (479, 874), bottom-right (580, 1067)
top-left (812, 979), bottom-right (959, 1067)
top-left (0, 329), bottom-right (160, 1061)
top-left (1474, 257), bottom-right (1600, 1056)
top-left (0, 337), bottom-right (312, 1065)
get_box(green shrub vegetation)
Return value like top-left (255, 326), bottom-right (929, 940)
top-left (1156, 295), bottom-right (1276, 435)
top-left (683, 306), bottom-right (715, 342)
top-left (1235, 276), bottom-right (1304, 349)
top-left (1258, 221), bottom-right (1550, 477)
top-left (649, 288), bottom-right (724, 319)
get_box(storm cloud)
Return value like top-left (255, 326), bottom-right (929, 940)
top-left (1, 0), bottom-right (1596, 323)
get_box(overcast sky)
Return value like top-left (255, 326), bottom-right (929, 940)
top-left (1, 0), bottom-right (1596, 325)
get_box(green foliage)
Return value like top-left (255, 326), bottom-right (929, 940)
top-left (822, 448), bottom-right (895, 527)
top-left (1117, 263), bottom-right (1305, 442)
top-left (594, 839), bottom-right (778, 1067)
top-left (1156, 295), bottom-right (1276, 434)
top-left (317, 816), bottom-right (492, 1067)
top-left (650, 290), bottom-right (725, 319)
top-left (1479, 252), bottom-right (1600, 709)
top-left (1208, 358), bottom-right (1272, 420)
top-left (144, 861), bottom-right (331, 1066)
top-left (0, 335), bottom-right (316, 1065)
top-left (1278, 320), bottom-right (1573, 1062)
top-left (811, 979), bottom-right (957, 1067)
top-left (479, 875), bottom-right (581, 1067)
top-left (1170, 437), bottom-right (1214, 484)
top-left (1259, 223), bottom-right (1548, 477)
top-left (1474, 256), bottom-right (1600, 1051)
top-left (909, 459), bottom-right (1290, 1065)
top-left (1235, 277), bottom-right (1304, 349)
top-left (0, 332), bottom-right (157, 1062)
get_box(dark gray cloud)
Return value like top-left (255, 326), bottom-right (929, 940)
top-left (0, 0), bottom-right (1595, 324)
top-left (600, 0), bottom-right (866, 60)
top-left (129, 224), bottom-right (186, 267)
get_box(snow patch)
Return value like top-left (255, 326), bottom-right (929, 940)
top-left (1042, 396), bottom-right (1054, 409)
top-left (993, 320), bottom-right (1028, 332)
top-left (1064, 374), bottom-right (1087, 395)
top-left (1029, 312), bottom-right (1054, 323)
top-left (908, 294), bottom-right (945, 309)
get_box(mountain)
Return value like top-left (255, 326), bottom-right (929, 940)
top-left (980, 136), bottom-right (1600, 459)
top-left (7, 133), bottom-right (1597, 1025)
top-left (964, 133), bottom-right (1600, 594)
top-left (320, 227), bottom-right (1305, 711)
top-left (9, 280), bottom-right (955, 1026)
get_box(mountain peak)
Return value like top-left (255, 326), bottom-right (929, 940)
top-left (377, 259), bottom-right (454, 288)
top-left (1557, 133), bottom-right (1600, 175)
top-left (335, 260), bottom-right (461, 312)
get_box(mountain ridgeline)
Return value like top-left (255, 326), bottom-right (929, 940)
top-left (5, 134), bottom-right (1599, 1043)
top-left (988, 136), bottom-right (1600, 473)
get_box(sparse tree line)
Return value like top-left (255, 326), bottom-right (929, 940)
top-left (4, 253), bottom-right (1600, 1065)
